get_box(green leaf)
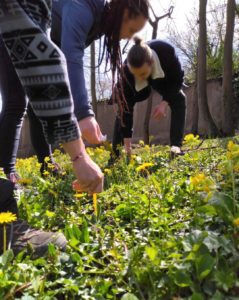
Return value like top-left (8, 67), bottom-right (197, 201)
top-left (80, 218), bottom-right (89, 243)
top-left (209, 192), bottom-right (234, 222)
top-left (48, 243), bottom-right (56, 256)
top-left (121, 293), bottom-right (139, 300)
top-left (190, 293), bottom-right (204, 300)
top-left (215, 269), bottom-right (235, 291)
top-left (210, 290), bottom-right (224, 300)
top-left (21, 295), bottom-right (35, 300)
top-left (195, 254), bottom-right (215, 281)
top-left (2, 249), bottom-right (14, 269)
top-left (174, 270), bottom-right (192, 287)
top-left (145, 246), bottom-right (157, 261)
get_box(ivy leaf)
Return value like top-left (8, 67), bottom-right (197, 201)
top-left (174, 270), bottom-right (192, 287)
top-left (195, 254), bottom-right (215, 281)
top-left (191, 293), bottom-right (204, 300)
top-left (121, 293), bottom-right (139, 300)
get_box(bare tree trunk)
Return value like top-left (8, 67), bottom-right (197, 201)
top-left (222, 0), bottom-right (236, 136)
top-left (90, 41), bottom-right (97, 119)
top-left (191, 82), bottom-right (199, 134)
top-left (197, 0), bottom-right (218, 136)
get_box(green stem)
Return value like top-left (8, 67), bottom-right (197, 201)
top-left (3, 225), bottom-right (6, 253)
top-left (230, 160), bottom-right (236, 215)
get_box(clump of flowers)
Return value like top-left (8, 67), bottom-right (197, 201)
top-left (227, 141), bottom-right (239, 160)
top-left (220, 141), bottom-right (239, 175)
top-left (183, 134), bottom-right (200, 146)
top-left (190, 173), bottom-right (216, 193)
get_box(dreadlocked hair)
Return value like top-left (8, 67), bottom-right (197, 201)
top-left (100, 0), bottom-right (149, 119)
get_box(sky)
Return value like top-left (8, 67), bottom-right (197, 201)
top-left (141, 0), bottom-right (197, 39)
top-left (0, 0), bottom-right (232, 112)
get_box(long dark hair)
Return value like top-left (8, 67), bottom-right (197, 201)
top-left (100, 0), bottom-right (149, 115)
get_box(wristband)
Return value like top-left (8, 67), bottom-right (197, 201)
top-left (71, 152), bottom-right (83, 162)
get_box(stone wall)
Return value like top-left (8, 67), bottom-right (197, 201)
top-left (18, 79), bottom-right (226, 157)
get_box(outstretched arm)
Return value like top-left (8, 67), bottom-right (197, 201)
top-left (61, 1), bottom-right (104, 144)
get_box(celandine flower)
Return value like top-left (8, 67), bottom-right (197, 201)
top-left (233, 218), bottom-right (239, 226)
top-left (0, 212), bottom-right (17, 253)
top-left (0, 212), bottom-right (17, 224)
top-left (136, 163), bottom-right (154, 172)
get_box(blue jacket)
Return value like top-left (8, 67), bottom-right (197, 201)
top-left (51, 0), bottom-right (105, 120)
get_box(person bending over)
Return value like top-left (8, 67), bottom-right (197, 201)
top-left (51, 0), bottom-right (149, 144)
top-left (111, 37), bottom-right (186, 160)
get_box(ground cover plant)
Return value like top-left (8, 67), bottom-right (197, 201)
top-left (0, 135), bottom-right (239, 300)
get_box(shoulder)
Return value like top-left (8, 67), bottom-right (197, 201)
top-left (148, 39), bottom-right (175, 53)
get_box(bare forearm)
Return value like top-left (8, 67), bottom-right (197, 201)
top-left (62, 138), bottom-right (86, 160)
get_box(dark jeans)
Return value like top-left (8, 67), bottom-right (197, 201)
top-left (0, 40), bottom-right (53, 174)
top-left (112, 90), bottom-right (186, 156)
top-left (0, 178), bottom-right (18, 215)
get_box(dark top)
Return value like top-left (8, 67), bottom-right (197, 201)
top-left (120, 40), bottom-right (184, 138)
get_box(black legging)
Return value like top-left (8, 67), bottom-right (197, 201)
top-left (0, 178), bottom-right (18, 215)
top-left (0, 40), bottom-right (53, 174)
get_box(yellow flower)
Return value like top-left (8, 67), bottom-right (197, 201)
top-left (47, 163), bottom-right (56, 170)
top-left (45, 210), bottom-right (55, 218)
top-left (43, 171), bottom-right (50, 176)
top-left (136, 162), bottom-right (154, 172)
top-left (228, 140), bottom-right (235, 151)
top-left (183, 134), bottom-right (200, 145)
top-left (227, 141), bottom-right (239, 160)
top-left (0, 212), bottom-right (17, 224)
top-left (104, 168), bottom-right (112, 175)
top-left (44, 156), bottom-right (51, 163)
top-left (233, 218), bottom-right (239, 226)
top-left (95, 148), bottom-right (104, 155)
top-left (190, 173), bottom-right (206, 185)
top-left (18, 178), bottom-right (33, 185)
top-left (139, 140), bottom-right (145, 146)
top-left (75, 193), bottom-right (85, 199)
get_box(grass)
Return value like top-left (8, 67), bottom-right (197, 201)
top-left (0, 135), bottom-right (239, 299)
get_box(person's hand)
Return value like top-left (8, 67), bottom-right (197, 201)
top-left (63, 139), bottom-right (104, 194)
top-left (79, 116), bottom-right (106, 144)
top-left (72, 150), bottom-right (104, 194)
top-left (124, 138), bottom-right (132, 159)
top-left (152, 101), bottom-right (169, 120)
